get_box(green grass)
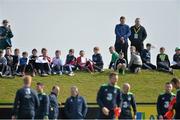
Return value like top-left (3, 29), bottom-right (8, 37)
top-left (0, 70), bottom-right (180, 104)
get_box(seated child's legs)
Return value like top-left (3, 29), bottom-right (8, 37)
top-left (52, 65), bottom-right (62, 74)
top-left (86, 61), bottom-right (94, 72)
top-left (130, 64), bottom-right (141, 73)
top-left (147, 63), bottom-right (156, 70)
top-left (157, 62), bottom-right (170, 71)
top-left (109, 62), bottom-right (114, 69)
top-left (43, 63), bottom-right (51, 74)
top-left (171, 64), bottom-right (180, 69)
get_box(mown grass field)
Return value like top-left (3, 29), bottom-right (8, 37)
top-left (0, 69), bottom-right (179, 104)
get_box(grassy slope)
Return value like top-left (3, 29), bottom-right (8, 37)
top-left (0, 70), bottom-right (180, 104)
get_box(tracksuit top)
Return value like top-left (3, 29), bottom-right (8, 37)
top-left (64, 95), bottom-right (88, 119)
top-left (35, 92), bottom-right (49, 119)
top-left (157, 92), bottom-right (175, 116)
top-left (92, 53), bottom-right (104, 66)
top-left (12, 87), bottom-right (40, 118)
top-left (97, 83), bottom-right (122, 110)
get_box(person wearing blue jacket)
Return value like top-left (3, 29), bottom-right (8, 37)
top-left (12, 76), bottom-right (40, 119)
top-left (115, 16), bottom-right (131, 63)
top-left (49, 85), bottom-right (60, 119)
top-left (64, 86), bottom-right (88, 119)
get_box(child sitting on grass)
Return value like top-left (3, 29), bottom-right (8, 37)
top-left (109, 46), bottom-right (119, 69)
top-left (4, 47), bottom-right (13, 76)
top-left (28, 49), bottom-right (38, 76)
top-left (36, 48), bottom-right (51, 76)
top-left (171, 47), bottom-right (180, 69)
top-left (92, 47), bottom-right (104, 72)
top-left (129, 46), bottom-right (142, 73)
top-left (64, 49), bottom-right (76, 76)
top-left (141, 43), bottom-right (156, 70)
top-left (17, 51), bottom-right (29, 76)
top-left (0, 50), bottom-right (7, 77)
top-left (114, 52), bottom-right (127, 75)
top-left (12, 48), bottom-right (20, 75)
top-left (156, 47), bottom-right (173, 74)
top-left (77, 50), bottom-right (94, 73)
top-left (51, 50), bottom-right (63, 75)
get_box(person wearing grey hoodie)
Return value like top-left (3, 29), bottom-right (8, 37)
top-left (129, 46), bottom-right (142, 73)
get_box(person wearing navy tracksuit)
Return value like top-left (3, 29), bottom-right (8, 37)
top-left (12, 76), bottom-right (40, 119)
top-left (156, 82), bottom-right (175, 119)
top-left (64, 86), bottom-right (88, 119)
top-left (115, 16), bottom-right (131, 63)
top-left (97, 72), bottom-right (122, 119)
top-left (35, 82), bottom-right (49, 119)
top-left (48, 85), bottom-right (60, 119)
top-left (119, 83), bottom-right (137, 119)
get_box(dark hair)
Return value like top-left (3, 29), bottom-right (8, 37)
top-left (165, 82), bottom-right (171, 85)
top-left (41, 48), bottom-right (47, 53)
top-left (109, 46), bottom-right (114, 49)
top-left (32, 48), bottom-right (37, 52)
top-left (146, 43), bottom-right (151, 47)
top-left (69, 49), bottom-right (74, 53)
top-left (160, 47), bottom-right (165, 51)
top-left (80, 50), bottom-right (84, 53)
top-left (55, 50), bottom-right (61, 53)
top-left (22, 51), bottom-right (28, 56)
top-left (2, 19), bottom-right (8, 24)
top-left (14, 48), bottom-right (19, 52)
top-left (37, 82), bottom-right (44, 86)
top-left (120, 16), bottom-right (125, 20)
top-left (94, 46), bottom-right (100, 51)
top-left (119, 52), bottom-right (124, 56)
top-left (109, 72), bottom-right (118, 79)
top-left (171, 78), bottom-right (180, 84)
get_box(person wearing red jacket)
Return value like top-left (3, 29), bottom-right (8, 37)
top-left (76, 50), bottom-right (94, 73)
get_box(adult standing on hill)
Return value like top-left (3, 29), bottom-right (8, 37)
top-left (0, 19), bottom-right (14, 50)
top-left (114, 16), bottom-right (131, 63)
top-left (129, 18), bottom-right (147, 54)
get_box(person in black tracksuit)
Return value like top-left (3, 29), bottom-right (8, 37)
top-left (97, 72), bottom-right (122, 119)
top-left (129, 18), bottom-right (147, 54)
top-left (171, 47), bottom-right (180, 69)
top-left (64, 86), bottom-right (88, 119)
top-left (35, 82), bottom-right (49, 119)
top-left (141, 43), bottom-right (156, 70)
top-left (170, 78), bottom-right (180, 119)
top-left (156, 82), bottom-right (175, 119)
top-left (49, 85), bottom-right (60, 119)
top-left (119, 83), bottom-right (137, 119)
top-left (12, 76), bottom-right (40, 119)
top-left (92, 47), bottom-right (104, 72)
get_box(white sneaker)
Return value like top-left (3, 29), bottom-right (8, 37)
top-left (68, 72), bottom-right (74, 76)
top-left (135, 67), bottom-right (141, 73)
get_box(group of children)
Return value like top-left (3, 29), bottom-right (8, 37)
top-left (0, 47), bottom-right (104, 77)
top-left (0, 44), bottom-right (180, 77)
top-left (109, 43), bottom-right (180, 75)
